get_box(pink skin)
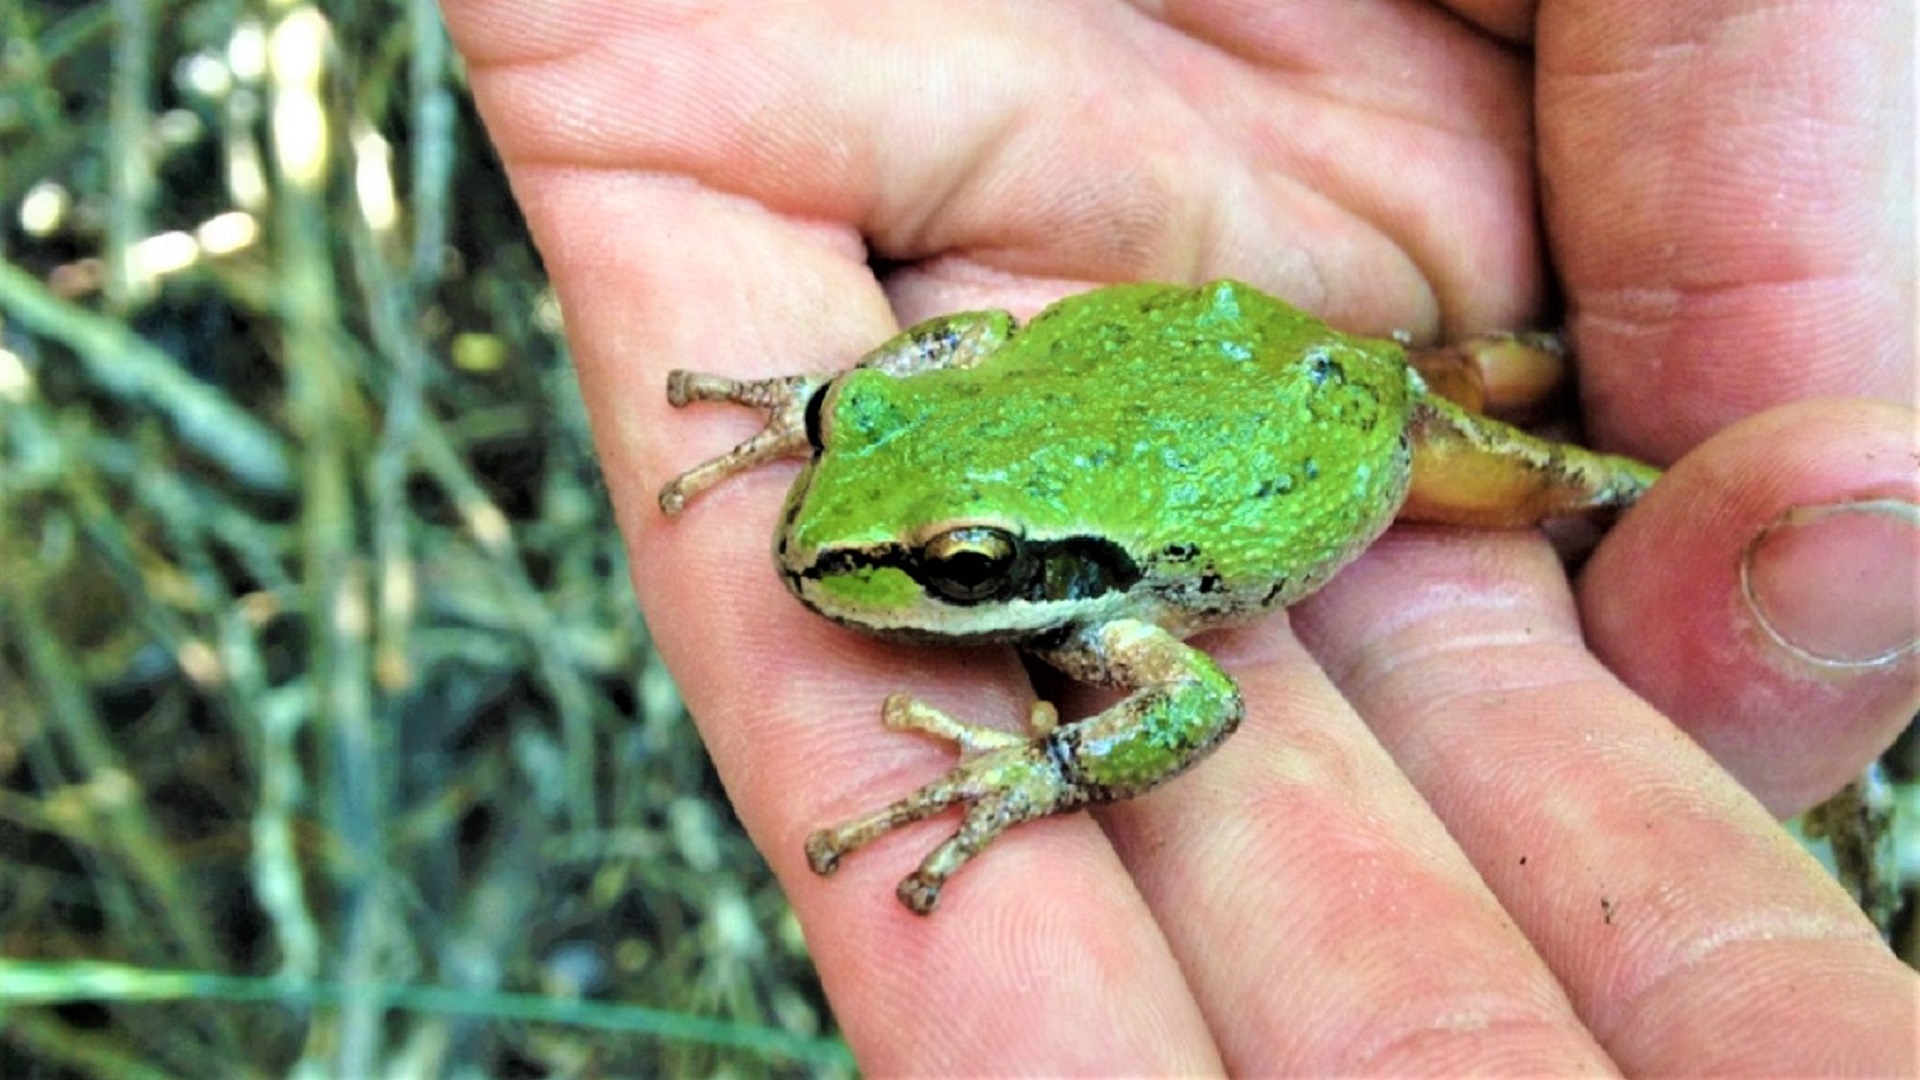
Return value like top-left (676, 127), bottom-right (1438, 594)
top-left (444, 1), bottom-right (1915, 1074)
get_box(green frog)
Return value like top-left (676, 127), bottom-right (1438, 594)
top-left (659, 280), bottom-right (1657, 914)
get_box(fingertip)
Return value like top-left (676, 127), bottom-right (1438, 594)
top-left (1581, 398), bottom-right (1920, 815)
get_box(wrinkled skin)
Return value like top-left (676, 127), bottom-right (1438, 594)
top-left (443, 1), bottom-right (1916, 1074)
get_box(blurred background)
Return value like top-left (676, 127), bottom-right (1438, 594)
top-left (0, 2), bottom-right (1907, 1076)
top-left (1, 2), bottom-right (842, 1075)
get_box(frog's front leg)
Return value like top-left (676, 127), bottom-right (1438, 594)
top-left (805, 620), bottom-right (1242, 914)
top-left (658, 310), bottom-right (1018, 513)
top-left (853, 309), bottom-right (1015, 377)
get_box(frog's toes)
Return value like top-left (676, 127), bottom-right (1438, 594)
top-left (803, 722), bottom-right (1082, 914)
top-left (890, 766), bottom-right (1075, 914)
top-left (897, 872), bottom-right (943, 914)
top-left (657, 371), bottom-right (822, 515)
top-left (880, 694), bottom-right (1036, 752)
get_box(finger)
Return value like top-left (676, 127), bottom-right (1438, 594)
top-left (1293, 529), bottom-right (1916, 1075)
top-left (1095, 619), bottom-right (1616, 1075)
top-left (1581, 398), bottom-right (1919, 815)
top-left (446, 0), bottom-right (1306, 306)
top-left (1430, 0), bottom-right (1544, 42)
top-left (522, 158), bottom-right (1225, 1076)
top-left (444, 5), bottom-right (1227, 1070)
top-left (449, 0), bottom-right (1541, 332)
top-left (1118, 0), bottom-right (1543, 332)
top-left (1537, 1), bottom-right (1912, 461)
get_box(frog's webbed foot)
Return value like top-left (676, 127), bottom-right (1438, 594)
top-left (805, 695), bottom-right (1072, 915)
top-left (807, 621), bottom-right (1242, 915)
top-left (658, 372), bottom-right (823, 515)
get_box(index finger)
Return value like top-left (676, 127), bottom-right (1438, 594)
top-left (442, 2), bottom-right (1232, 1072)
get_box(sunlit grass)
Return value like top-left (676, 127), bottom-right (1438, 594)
top-left (0, 1), bottom-right (838, 1074)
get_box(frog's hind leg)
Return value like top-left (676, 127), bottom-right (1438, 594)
top-left (1401, 331), bottom-right (1659, 525)
top-left (806, 621), bottom-right (1242, 914)
top-left (1401, 393), bottom-right (1659, 528)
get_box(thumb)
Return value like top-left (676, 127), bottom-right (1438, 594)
top-left (1580, 398), bottom-right (1919, 816)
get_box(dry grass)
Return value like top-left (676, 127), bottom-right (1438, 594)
top-left (0, 2), bottom-right (844, 1074)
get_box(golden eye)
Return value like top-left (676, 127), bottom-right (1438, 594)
top-left (919, 526), bottom-right (1023, 603)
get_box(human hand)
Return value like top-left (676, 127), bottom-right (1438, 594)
top-left (443, 1), bottom-right (1915, 1073)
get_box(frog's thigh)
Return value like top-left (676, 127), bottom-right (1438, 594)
top-left (1401, 397), bottom-right (1659, 528)
top-left (1037, 620), bottom-right (1245, 800)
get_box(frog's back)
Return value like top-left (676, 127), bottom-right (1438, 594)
top-left (808, 281), bottom-right (1417, 628)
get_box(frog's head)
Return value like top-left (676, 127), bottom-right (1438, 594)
top-left (770, 371), bottom-right (1143, 643)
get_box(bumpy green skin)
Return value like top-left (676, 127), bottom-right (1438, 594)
top-left (783, 280), bottom-right (1416, 643)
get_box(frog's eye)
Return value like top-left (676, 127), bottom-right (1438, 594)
top-left (918, 526), bottom-right (1026, 603)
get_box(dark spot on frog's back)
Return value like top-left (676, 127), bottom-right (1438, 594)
top-left (1063, 322), bottom-right (1135, 363)
top-left (1305, 349), bottom-right (1343, 387)
top-left (1161, 542), bottom-right (1199, 562)
top-left (1254, 474), bottom-right (1295, 499)
top-left (802, 381), bottom-right (829, 452)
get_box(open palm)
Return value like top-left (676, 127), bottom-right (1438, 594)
top-left (445, 1), bottom-right (1914, 1072)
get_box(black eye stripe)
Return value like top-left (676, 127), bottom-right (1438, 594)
top-left (799, 534), bottom-right (1142, 607)
top-left (1026, 536), bottom-right (1142, 605)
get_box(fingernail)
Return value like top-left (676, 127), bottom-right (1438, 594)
top-left (1741, 499), bottom-right (1920, 667)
